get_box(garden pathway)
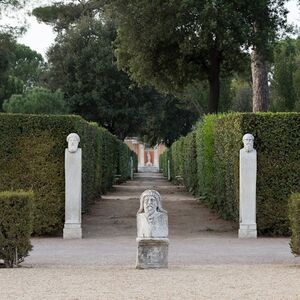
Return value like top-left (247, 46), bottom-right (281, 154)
top-left (83, 172), bottom-right (236, 238)
top-left (2, 172), bottom-right (300, 299)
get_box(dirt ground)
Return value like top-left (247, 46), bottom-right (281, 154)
top-left (1, 264), bottom-right (300, 299)
top-left (1, 173), bottom-right (299, 299)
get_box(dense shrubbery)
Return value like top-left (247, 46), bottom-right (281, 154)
top-left (288, 193), bottom-right (300, 255)
top-left (159, 147), bottom-right (172, 179)
top-left (0, 114), bottom-right (137, 234)
top-left (0, 191), bottom-right (33, 268)
top-left (183, 132), bottom-right (198, 193)
top-left (161, 113), bottom-right (300, 236)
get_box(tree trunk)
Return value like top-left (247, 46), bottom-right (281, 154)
top-left (208, 48), bottom-right (221, 114)
top-left (251, 49), bottom-right (269, 112)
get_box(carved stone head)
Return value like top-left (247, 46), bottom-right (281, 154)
top-left (67, 133), bottom-right (80, 153)
top-left (242, 133), bottom-right (254, 153)
top-left (137, 190), bottom-right (166, 216)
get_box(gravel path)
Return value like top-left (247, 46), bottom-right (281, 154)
top-left (1, 172), bottom-right (300, 299)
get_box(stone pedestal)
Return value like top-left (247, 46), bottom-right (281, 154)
top-left (63, 147), bottom-right (82, 239)
top-left (239, 224), bottom-right (257, 238)
top-left (139, 144), bottom-right (145, 168)
top-left (154, 146), bottom-right (159, 168)
top-left (63, 223), bottom-right (82, 239)
top-left (130, 157), bottom-right (134, 180)
top-left (136, 238), bottom-right (169, 269)
top-left (239, 139), bottom-right (257, 239)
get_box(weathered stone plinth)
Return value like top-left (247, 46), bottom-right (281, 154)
top-left (63, 223), bottom-right (82, 239)
top-left (238, 224), bottom-right (257, 238)
top-left (136, 238), bottom-right (169, 269)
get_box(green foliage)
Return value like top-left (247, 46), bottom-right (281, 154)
top-left (0, 113), bottom-right (136, 234)
top-left (212, 114), bottom-right (242, 220)
top-left (159, 150), bottom-right (168, 177)
top-left (139, 91), bottom-right (199, 147)
top-left (46, 17), bottom-right (153, 140)
top-left (0, 33), bottom-right (16, 109)
top-left (195, 115), bottom-right (221, 205)
top-left (171, 138), bottom-right (185, 178)
top-left (42, 12), bottom-right (197, 142)
top-left (159, 148), bottom-right (172, 179)
top-left (0, 41), bottom-right (46, 111)
top-left (183, 132), bottom-right (198, 193)
top-left (117, 141), bottom-right (132, 181)
top-left (3, 87), bottom-right (68, 114)
top-left (166, 112), bottom-right (300, 235)
top-left (270, 37), bottom-right (300, 112)
top-left (108, 0), bottom-right (287, 112)
top-left (240, 113), bottom-right (300, 235)
top-left (110, 0), bottom-right (248, 112)
top-left (0, 190), bottom-right (33, 268)
top-left (230, 79), bottom-right (252, 112)
top-left (11, 44), bottom-right (45, 87)
top-left (288, 193), bottom-right (300, 256)
top-left (32, 1), bottom-right (102, 32)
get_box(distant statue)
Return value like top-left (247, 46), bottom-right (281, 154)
top-left (137, 190), bottom-right (168, 238)
top-left (146, 150), bottom-right (152, 166)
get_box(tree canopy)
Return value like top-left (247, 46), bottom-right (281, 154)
top-left (0, 42), bottom-right (46, 110)
top-left (270, 37), bottom-right (300, 112)
top-left (105, 0), bottom-right (288, 113)
top-left (32, 0), bottom-right (102, 32)
top-left (39, 11), bottom-right (197, 141)
top-left (3, 87), bottom-right (68, 114)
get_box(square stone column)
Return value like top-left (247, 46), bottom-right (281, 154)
top-left (63, 146), bottom-right (82, 239)
top-left (239, 134), bottom-right (257, 239)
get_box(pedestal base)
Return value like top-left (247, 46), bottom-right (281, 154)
top-left (238, 223), bottom-right (257, 238)
top-left (136, 238), bottom-right (169, 269)
top-left (63, 223), bottom-right (82, 239)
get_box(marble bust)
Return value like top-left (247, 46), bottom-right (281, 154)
top-left (242, 133), bottom-right (255, 153)
top-left (66, 133), bottom-right (80, 153)
top-left (137, 190), bottom-right (168, 238)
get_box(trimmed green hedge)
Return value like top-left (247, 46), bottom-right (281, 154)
top-left (0, 114), bottom-right (137, 234)
top-left (183, 132), bottom-right (198, 193)
top-left (289, 193), bottom-right (300, 255)
top-left (172, 137), bottom-right (185, 178)
top-left (163, 113), bottom-right (300, 236)
top-left (159, 147), bottom-right (173, 179)
top-left (0, 191), bottom-right (33, 268)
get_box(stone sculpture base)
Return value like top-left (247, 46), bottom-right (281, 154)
top-left (63, 223), bottom-right (82, 239)
top-left (238, 223), bottom-right (257, 238)
top-left (136, 238), bottom-right (169, 269)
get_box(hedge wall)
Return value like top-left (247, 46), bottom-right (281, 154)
top-left (183, 132), bottom-right (198, 193)
top-left (0, 113), bottom-right (137, 235)
top-left (0, 191), bottom-right (33, 267)
top-left (288, 193), bottom-right (300, 255)
top-left (162, 113), bottom-right (300, 236)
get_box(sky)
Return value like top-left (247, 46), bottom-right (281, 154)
top-left (7, 0), bottom-right (300, 59)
